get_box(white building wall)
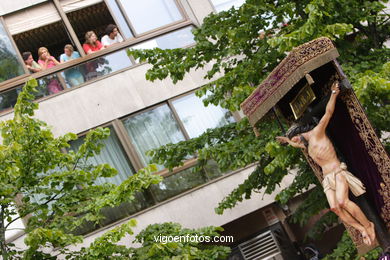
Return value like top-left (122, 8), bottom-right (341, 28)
top-left (0, 63), bottom-right (221, 136)
top-left (0, 0), bottom-right (47, 16)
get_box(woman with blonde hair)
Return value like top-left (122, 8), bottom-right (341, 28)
top-left (37, 47), bottom-right (63, 94)
top-left (83, 31), bottom-right (105, 54)
top-left (60, 44), bottom-right (84, 87)
top-left (37, 47), bottom-right (60, 70)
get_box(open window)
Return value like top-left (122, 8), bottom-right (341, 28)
top-left (4, 2), bottom-right (76, 61)
top-left (60, 0), bottom-right (129, 47)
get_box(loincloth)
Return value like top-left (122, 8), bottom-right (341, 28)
top-left (322, 162), bottom-right (366, 197)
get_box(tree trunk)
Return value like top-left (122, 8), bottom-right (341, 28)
top-left (0, 206), bottom-right (9, 260)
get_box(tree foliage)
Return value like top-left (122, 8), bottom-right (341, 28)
top-left (67, 222), bottom-right (230, 259)
top-left (0, 80), bottom-right (230, 259)
top-left (128, 0), bottom-right (389, 255)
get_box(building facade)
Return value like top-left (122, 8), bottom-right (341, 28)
top-left (0, 0), bottom-right (318, 259)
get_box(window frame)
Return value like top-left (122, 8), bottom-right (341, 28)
top-left (119, 101), bottom-right (190, 172)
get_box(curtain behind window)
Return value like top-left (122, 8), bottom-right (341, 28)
top-left (69, 126), bottom-right (134, 185)
top-left (171, 93), bottom-right (235, 138)
top-left (122, 105), bottom-right (186, 170)
top-left (69, 126), bottom-right (150, 229)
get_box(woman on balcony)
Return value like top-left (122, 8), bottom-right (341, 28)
top-left (37, 47), bottom-right (60, 70)
top-left (83, 31), bottom-right (105, 54)
top-left (60, 44), bottom-right (84, 87)
top-left (37, 47), bottom-right (63, 95)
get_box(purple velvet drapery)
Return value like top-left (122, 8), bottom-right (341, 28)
top-left (327, 99), bottom-right (384, 218)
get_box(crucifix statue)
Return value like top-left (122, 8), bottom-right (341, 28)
top-left (276, 81), bottom-right (376, 245)
top-left (241, 37), bottom-right (390, 253)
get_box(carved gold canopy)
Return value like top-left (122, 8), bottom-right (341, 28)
top-left (240, 37), bottom-right (339, 126)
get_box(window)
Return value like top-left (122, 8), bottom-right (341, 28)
top-left (0, 73), bottom-right (67, 114)
top-left (60, 0), bottom-right (129, 45)
top-left (117, 0), bottom-right (183, 34)
top-left (171, 92), bottom-right (235, 138)
top-left (0, 21), bottom-right (24, 83)
top-left (171, 92), bottom-right (235, 179)
top-left (105, 0), bottom-right (133, 39)
top-left (0, 86), bottom-right (22, 112)
top-left (211, 0), bottom-right (245, 12)
top-left (69, 126), bottom-right (135, 185)
top-left (122, 105), bottom-right (186, 170)
top-left (132, 26), bottom-right (195, 50)
top-left (150, 167), bottom-right (207, 202)
top-left (61, 49), bottom-right (132, 87)
top-left (5, 2), bottom-right (77, 61)
top-left (69, 126), bottom-right (151, 225)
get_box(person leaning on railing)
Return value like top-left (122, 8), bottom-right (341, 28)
top-left (83, 31), bottom-right (105, 54)
top-left (101, 24), bottom-right (123, 48)
top-left (22, 51), bottom-right (42, 74)
top-left (37, 47), bottom-right (63, 95)
top-left (60, 44), bottom-right (85, 87)
top-left (37, 47), bottom-right (60, 70)
top-left (83, 31), bottom-right (106, 80)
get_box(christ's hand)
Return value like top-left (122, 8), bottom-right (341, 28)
top-left (276, 136), bottom-right (288, 144)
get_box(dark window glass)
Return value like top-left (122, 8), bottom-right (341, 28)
top-left (0, 22), bottom-right (24, 83)
top-left (150, 167), bottom-right (207, 202)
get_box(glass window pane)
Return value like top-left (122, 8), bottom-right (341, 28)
top-left (211, 0), bottom-right (245, 12)
top-left (118, 0), bottom-right (183, 34)
top-left (150, 167), bottom-right (206, 202)
top-left (82, 50), bottom-right (132, 81)
top-left (203, 160), bottom-right (225, 180)
top-left (105, 0), bottom-right (133, 39)
top-left (68, 126), bottom-right (151, 230)
top-left (172, 93), bottom-right (235, 138)
top-left (132, 26), bottom-right (194, 50)
top-left (62, 49), bottom-right (132, 88)
top-left (0, 22), bottom-right (25, 83)
top-left (62, 1), bottom-right (123, 47)
top-left (122, 105), bottom-right (186, 169)
top-left (0, 49), bottom-right (133, 108)
top-left (69, 126), bottom-right (135, 185)
top-left (0, 86), bottom-right (22, 113)
top-left (34, 74), bottom-right (65, 98)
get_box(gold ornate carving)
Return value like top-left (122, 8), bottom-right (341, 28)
top-left (241, 37), bottom-right (339, 126)
top-left (341, 91), bottom-right (390, 230)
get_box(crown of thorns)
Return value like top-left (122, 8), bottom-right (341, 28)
top-left (286, 122), bottom-right (315, 139)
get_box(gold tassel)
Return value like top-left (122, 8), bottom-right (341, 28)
top-left (305, 73), bottom-right (314, 85)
